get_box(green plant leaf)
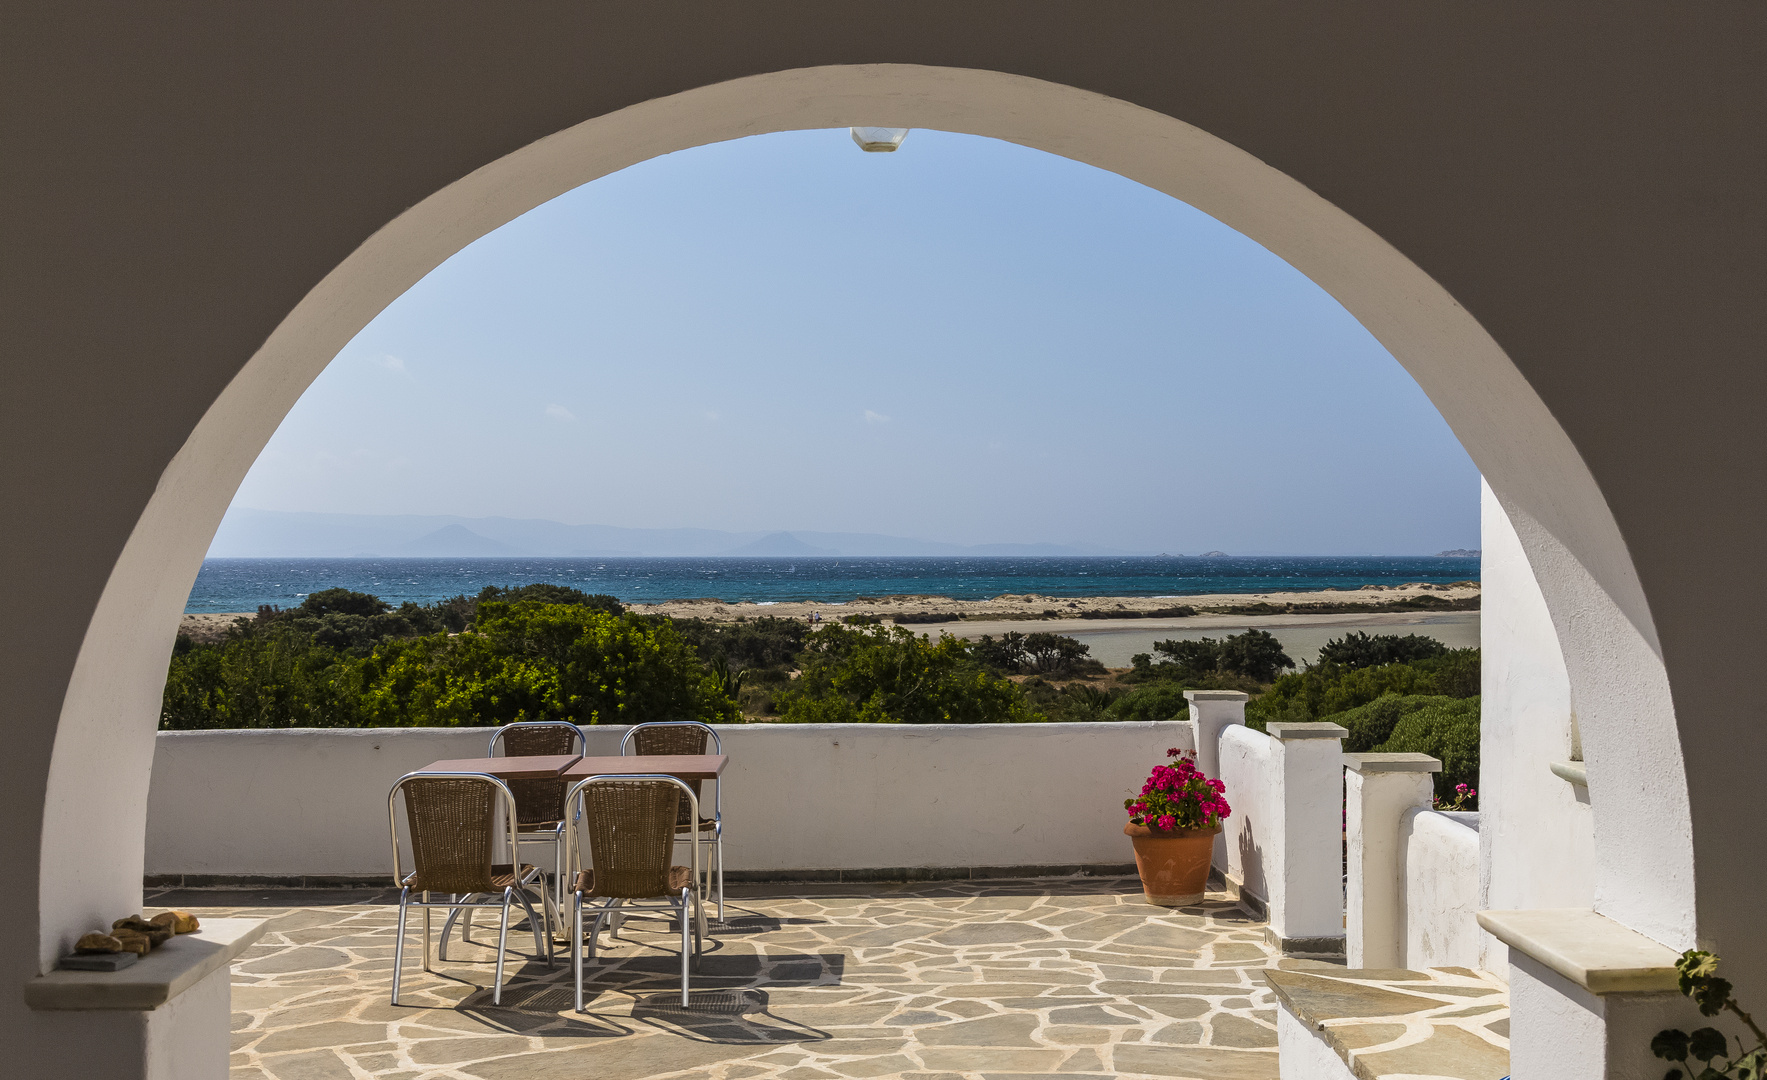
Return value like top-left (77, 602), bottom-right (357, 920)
top-left (1690, 1028), bottom-right (1730, 1062)
top-left (1656, 1031), bottom-right (1693, 1062)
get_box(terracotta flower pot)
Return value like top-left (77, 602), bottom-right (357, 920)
top-left (1124, 822), bottom-right (1220, 906)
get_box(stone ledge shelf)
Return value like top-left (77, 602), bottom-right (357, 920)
top-left (1267, 722), bottom-right (1350, 740)
top-left (1476, 908), bottom-right (1680, 994)
top-left (1345, 752), bottom-right (1442, 773)
top-left (25, 917), bottom-right (266, 1010)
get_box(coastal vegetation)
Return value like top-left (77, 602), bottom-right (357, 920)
top-left (163, 587), bottom-right (732, 729)
top-left (162, 585), bottom-right (1480, 796)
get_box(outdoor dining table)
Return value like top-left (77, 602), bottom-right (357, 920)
top-left (563, 754), bottom-right (727, 782)
top-left (414, 754), bottom-right (580, 780)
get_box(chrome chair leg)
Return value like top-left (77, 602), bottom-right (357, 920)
top-left (438, 897), bottom-right (471, 961)
top-left (513, 884), bottom-right (552, 967)
top-left (391, 887), bottom-right (411, 1005)
top-left (679, 887), bottom-right (692, 1007)
top-left (714, 834), bottom-right (725, 922)
top-left (421, 895), bottom-right (432, 972)
top-left (494, 886), bottom-right (513, 1005)
top-left (572, 892), bottom-right (585, 1012)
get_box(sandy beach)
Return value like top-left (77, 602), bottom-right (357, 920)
top-left (182, 581), bottom-right (1479, 662)
top-left (625, 580), bottom-right (1478, 623)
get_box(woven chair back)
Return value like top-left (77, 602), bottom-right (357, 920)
top-left (634, 724), bottom-right (706, 826)
top-left (497, 723), bottom-right (578, 826)
top-left (581, 779), bottom-right (682, 898)
top-left (401, 777), bottom-right (497, 893)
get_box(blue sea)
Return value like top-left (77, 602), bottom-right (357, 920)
top-left (185, 556), bottom-right (1480, 613)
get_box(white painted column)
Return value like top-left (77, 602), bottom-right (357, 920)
top-left (1344, 753), bottom-right (1440, 968)
top-left (1185, 689), bottom-right (1247, 871)
top-left (1268, 722), bottom-right (1348, 955)
top-left (1184, 689), bottom-right (1247, 786)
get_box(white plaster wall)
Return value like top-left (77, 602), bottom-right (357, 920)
top-left (1346, 766), bottom-right (1436, 968)
top-left (1480, 480), bottom-right (1597, 972)
top-left (1402, 809), bottom-right (1482, 970)
top-left (146, 722), bottom-right (1193, 877)
top-left (1276, 1002), bottom-right (1359, 1080)
top-left (1275, 734), bottom-right (1347, 944)
top-left (1509, 954), bottom-right (1706, 1080)
top-left (1216, 724), bottom-right (1276, 905)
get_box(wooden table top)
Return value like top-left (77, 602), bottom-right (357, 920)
top-left (415, 754), bottom-right (581, 780)
top-left (563, 754), bottom-right (728, 782)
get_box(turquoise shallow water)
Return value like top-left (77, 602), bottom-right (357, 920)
top-left (186, 555), bottom-right (1479, 613)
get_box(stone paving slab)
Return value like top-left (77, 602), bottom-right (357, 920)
top-left (1264, 965), bottom-right (1509, 1080)
top-left (156, 878), bottom-right (1319, 1080)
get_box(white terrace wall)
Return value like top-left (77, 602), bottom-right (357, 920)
top-left (1402, 809), bottom-right (1482, 969)
top-left (1345, 761), bottom-right (1484, 971)
top-left (1479, 479), bottom-right (1595, 973)
top-left (1215, 721), bottom-right (1347, 954)
top-left (145, 722), bottom-right (1193, 880)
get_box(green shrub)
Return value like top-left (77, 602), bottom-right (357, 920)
top-left (1107, 683), bottom-right (1194, 724)
top-left (474, 583), bottom-right (625, 615)
top-left (1316, 632), bottom-right (1448, 670)
top-left (162, 597), bottom-right (737, 729)
top-left (1373, 696), bottom-right (1481, 799)
top-left (1248, 649), bottom-right (1479, 728)
top-left (1151, 629), bottom-right (1294, 682)
top-left (775, 624), bottom-right (1040, 724)
top-left (671, 616), bottom-right (808, 671)
top-left (161, 629), bottom-right (365, 729)
top-left (1322, 693), bottom-right (1461, 753)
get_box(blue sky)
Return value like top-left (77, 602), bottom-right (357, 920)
top-left (229, 128), bottom-right (1480, 555)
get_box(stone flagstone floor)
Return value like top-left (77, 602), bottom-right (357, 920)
top-left (154, 876), bottom-right (1330, 1080)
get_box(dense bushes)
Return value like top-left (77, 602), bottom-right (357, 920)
top-left (1315, 631), bottom-right (1448, 670)
top-left (163, 599), bottom-right (734, 729)
top-left (1379, 696), bottom-right (1480, 799)
top-left (1149, 629), bottom-right (1294, 683)
top-left (163, 589), bottom-right (1481, 780)
top-left (1322, 693), bottom-right (1480, 799)
top-left (775, 624), bottom-right (1039, 724)
top-left (1242, 631), bottom-right (1482, 802)
top-left (1247, 647), bottom-right (1479, 728)
top-left (162, 627), bottom-right (368, 729)
top-left (972, 631), bottom-right (1105, 678)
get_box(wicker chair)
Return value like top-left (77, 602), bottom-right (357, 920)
top-left (487, 720), bottom-right (585, 927)
top-left (566, 775), bottom-right (709, 1010)
top-left (387, 772), bottom-right (555, 1006)
top-left (621, 720), bottom-right (726, 919)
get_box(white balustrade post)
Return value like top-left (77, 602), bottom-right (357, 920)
top-left (1184, 690), bottom-right (1247, 872)
top-left (1266, 722), bottom-right (1349, 956)
top-left (1343, 752), bottom-right (1440, 968)
top-left (1183, 690), bottom-right (1247, 784)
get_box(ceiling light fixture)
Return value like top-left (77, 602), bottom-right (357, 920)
top-left (850, 127), bottom-right (909, 153)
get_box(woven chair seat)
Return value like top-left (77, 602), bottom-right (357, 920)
top-left (518, 820), bottom-right (564, 833)
top-left (674, 817), bottom-right (717, 833)
top-left (573, 866), bottom-right (692, 897)
top-left (485, 863), bottom-right (539, 889)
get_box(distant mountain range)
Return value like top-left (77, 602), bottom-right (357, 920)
top-left (208, 509), bottom-right (1140, 559)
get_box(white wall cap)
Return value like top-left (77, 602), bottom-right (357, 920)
top-left (25, 917), bottom-right (267, 1010)
top-left (1345, 752), bottom-right (1442, 773)
top-left (1476, 908), bottom-right (1680, 994)
top-left (1183, 690), bottom-right (1249, 701)
top-left (1266, 722), bottom-right (1349, 741)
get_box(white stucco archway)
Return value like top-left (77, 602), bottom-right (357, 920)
top-left (43, 64), bottom-right (1690, 971)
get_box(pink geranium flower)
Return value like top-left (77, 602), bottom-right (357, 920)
top-left (1125, 748), bottom-right (1231, 830)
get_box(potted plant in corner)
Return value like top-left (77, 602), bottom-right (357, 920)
top-left (1123, 748), bottom-right (1231, 906)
